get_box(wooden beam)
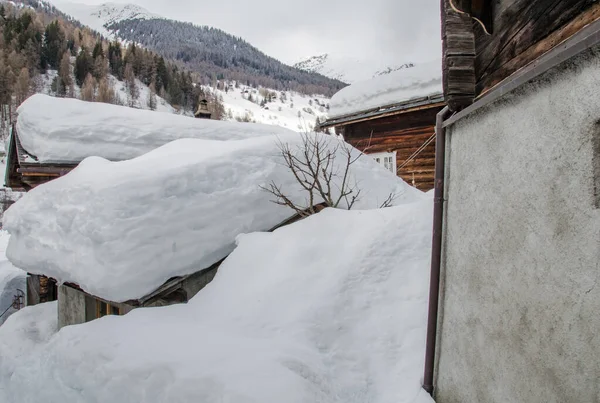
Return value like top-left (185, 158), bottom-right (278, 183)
top-left (442, 0), bottom-right (476, 111)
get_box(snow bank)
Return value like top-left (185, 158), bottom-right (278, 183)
top-left (329, 60), bottom-right (442, 118)
top-left (0, 231), bottom-right (26, 326)
top-left (15, 94), bottom-right (296, 163)
top-left (4, 133), bottom-right (424, 301)
top-left (0, 201), bottom-right (434, 403)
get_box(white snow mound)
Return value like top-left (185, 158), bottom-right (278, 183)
top-left (0, 201), bottom-right (435, 403)
top-left (3, 133), bottom-right (424, 301)
top-left (0, 231), bottom-right (26, 326)
top-left (15, 94), bottom-right (295, 163)
top-left (329, 60), bottom-right (443, 118)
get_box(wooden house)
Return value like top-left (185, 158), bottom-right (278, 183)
top-left (194, 98), bottom-right (212, 119)
top-left (319, 62), bottom-right (445, 191)
top-left (425, 1), bottom-right (600, 402)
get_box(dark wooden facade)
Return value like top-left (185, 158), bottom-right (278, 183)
top-left (322, 101), bottom-right (445, 191)
top-left (5, 126), bottom-right (75, 191)
top-left (443, 0), bottom-right (600, 109)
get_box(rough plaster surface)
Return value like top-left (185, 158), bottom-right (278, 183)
top-left (58, 285), bottom-right (86, 329)
top-left (435, 47), bottom-right (600, 403)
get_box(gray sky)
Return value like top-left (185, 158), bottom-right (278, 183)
top-left (66, 0), bottom-right (441, 65)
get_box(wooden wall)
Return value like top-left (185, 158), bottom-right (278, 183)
top-left (343, 105), bottom-right (443, 191)
top-left (475, 0), bottom-right (600, 95)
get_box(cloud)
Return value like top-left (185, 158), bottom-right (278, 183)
top-left (57, 0), bottom-right (441, 65)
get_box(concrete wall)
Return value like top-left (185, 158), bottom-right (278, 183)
top-left (58, 284), bottom-right (86, 329)
top-left (435, 47), bottom-right (600, 402)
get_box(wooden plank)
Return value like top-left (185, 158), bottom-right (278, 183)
top-left (475, 0), bottom-right (596, 93)
top-left (442, 0), bottom-right (476, 110)
top-left (478, 1), bottom-right (600, 94)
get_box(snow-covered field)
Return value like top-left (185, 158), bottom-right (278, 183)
top-left (205, 83), bottom-right (331, 131)
top-left (0, 199), bottom-right (434, 403)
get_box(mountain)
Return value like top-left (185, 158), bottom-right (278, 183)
top-left (45, 1), bottom-right (347, 96)
top-left (51, 2), bottom-right (158, 38)
top-left (294, 53), bottom-right (414, 84)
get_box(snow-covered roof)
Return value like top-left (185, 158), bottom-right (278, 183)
top-left (327, 60), bottom-right (443, 120)
top-left (0, 199), bottom-right (435, 403)
top-left (15, 94), bottom-right (295, 164)
top-left (3, 133), bottom-right (425, 302)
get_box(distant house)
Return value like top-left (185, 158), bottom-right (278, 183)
top-left (194, 98), bottom-right (212, 119)
top-left (319, 62), bottom-right (445, 191)
top-left (424, 1), bottom-right (600, 402)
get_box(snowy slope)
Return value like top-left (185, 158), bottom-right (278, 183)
top-left (0, 200), bottom-right (435, 403)
top-left (0, 231), bottom-right (25, 326)
top-left (294, 53), bottom-right (416, 84)
top-left (208, 83), bottom-right (331, 131)
top-left (4, 132), bottom-right (424, 301)
top-left (49, 1), bottom-right (159, 38)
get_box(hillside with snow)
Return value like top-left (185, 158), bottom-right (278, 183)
top-left (294, 53), bottom-right (415, 84)
top-left (206, 83), bottom-right (331, 131)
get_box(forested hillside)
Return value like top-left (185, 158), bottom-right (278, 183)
top-left (0, 2), bottom-right (224, 139)
top-left (105, 18), bottom-right (347, 96)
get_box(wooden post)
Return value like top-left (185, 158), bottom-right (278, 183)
top-left (442, 0), bottom-right (476, 111)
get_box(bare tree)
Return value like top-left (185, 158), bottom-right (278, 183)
top-left (261, 134), bottom-right (392, 218)
top-left (15, 68), bottom-right (30, 106)
top-left (124, 63), bottom-right (138, 107)
top-left (147, 80), bottom-right (158, 111)
top-left (97, 77), bottom-right (115, 104)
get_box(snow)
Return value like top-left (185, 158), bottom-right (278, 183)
top-left (328, 60), bottom-right (443, 119)
top-left (212, 83), bottom-right (331, 132)
top-left (0, 231), bottom-right (26, 326)
top-left (49, 1), bottom-right (158, 39)
top-left (3, 132), bottom-right (425, 302)
top-left (0, 200), bottom-right (435, 403)
top-left (15, 94), bottom-right (296, 163)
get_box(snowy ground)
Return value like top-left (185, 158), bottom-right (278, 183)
top-left (0, 231), bottom-right (26, 326)
top-left (0, 200), bottom-right (435, 403)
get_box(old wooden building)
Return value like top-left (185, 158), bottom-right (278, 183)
top-left (319, 61), bottom-right (444, 191)
top-left (426, 1), bottom-right (600, 402)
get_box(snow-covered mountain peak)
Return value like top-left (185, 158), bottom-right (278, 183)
top-left (48, 1), bottom-right (159, 37)
top-left (89, 3), bottom-right (159, 24)
top-left (294, 53), bottom-right (417, 84)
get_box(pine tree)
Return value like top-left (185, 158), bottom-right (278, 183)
top-left (42, 21), bottom-right (65, 70)
top-left (108, 40), bottom-right (123, 79)
top-left (80, 73), bottom-right (96, 102)
top-left (75, 47), bottom-right (93, 86)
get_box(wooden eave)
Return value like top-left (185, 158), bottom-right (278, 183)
top-left (319, 94), bottom-right (445, 129)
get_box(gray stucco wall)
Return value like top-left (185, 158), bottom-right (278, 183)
top-left (435, 47), bottom-right (600, 402)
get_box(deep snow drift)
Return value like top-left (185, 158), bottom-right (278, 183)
top-left (15, 94), bottom-right (295, 163)
top-left (4, 132), bottom-right (424, 301)
top-left (328, 60), bottom-right (442, 118)
top-left (0, 231), bottom-right (26, 326)
top-left (0, 200), bottom-right (434, 403)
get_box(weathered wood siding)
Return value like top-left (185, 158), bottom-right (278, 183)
top-left (343, 106), bottom-right (443, 191)
top-left (475, 0), bottom-right (600, 94)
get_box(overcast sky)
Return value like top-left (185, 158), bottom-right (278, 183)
top-left (62, 0), bottom-right (441, 65)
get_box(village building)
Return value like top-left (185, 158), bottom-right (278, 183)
top-left (4, 94), bottom-right (298, 315)
top-left (194, 98), bottom-right (212, 119)
top-left (425, 1), bottom-right (600, 401)
top-left (319, 61), bottom-right (445, 191)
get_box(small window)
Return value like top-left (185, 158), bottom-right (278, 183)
top-left (96, 300), bottom-right (120, 318)
top-left (370, 152), bottom-right (397, 174)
